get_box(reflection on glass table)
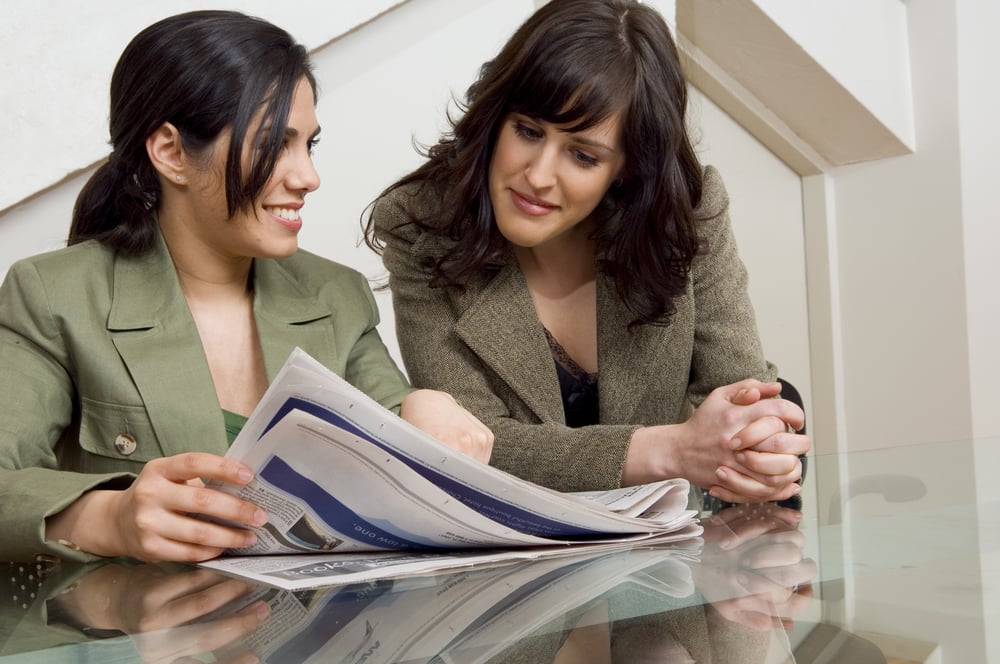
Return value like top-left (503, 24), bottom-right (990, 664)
top-left (0, 512), bottom-right (825, 664)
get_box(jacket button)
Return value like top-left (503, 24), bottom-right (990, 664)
top-left (114, 433), bottom-right (137, 456)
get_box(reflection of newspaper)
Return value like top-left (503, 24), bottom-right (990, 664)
top-left (211, 349), bottom-right (700, 561)
top-left (210, 540), bottom-right (701, 664)
top-left (200, 529), bottom-right (701, 591)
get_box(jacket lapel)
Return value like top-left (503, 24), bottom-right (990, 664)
top-left (107, 235), bottom-right (228, 456)
top-left (454, 264), bottom-right (565, 422)
top-left (252, 258), bottom-right (333, 380)
top-left (596, 275), bottom-right (687, 424)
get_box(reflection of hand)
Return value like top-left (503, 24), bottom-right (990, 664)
top-left (693, 503), bottom-right (816, 631)
top-left (52, 563), bottom-right (267, 663)
top-left (401, 388), bottom-right (494, 463)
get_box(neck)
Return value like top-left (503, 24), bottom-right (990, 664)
top-left (514, 232), bottom-right (597, 297)
top-left (157, 207), bottom-right (254, 303)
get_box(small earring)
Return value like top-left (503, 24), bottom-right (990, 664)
top-left (175, 175), bottom-right (182, 182)
top-left (613, 178), bottom-right (624, 188)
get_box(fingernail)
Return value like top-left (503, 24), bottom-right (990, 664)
top-left (238, 468), bottom-right (253, 483)
top-left (735, 452), bottom-right (746, 464)
top-left (715, 467), bottom-right (727, 480)
top-left (256, 602), bottom-right (271, 621)
top-left (253, 510), bottom-right (268, 526)
top-left (729, 438), bottom-right (742, 450)
top-left (243, 531), bottom-right (258, 548)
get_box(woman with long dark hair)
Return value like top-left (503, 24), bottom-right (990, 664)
top-left (367, 0), bottom-right (808, 505)
top-left (0, 10), bottom-right (491, 563)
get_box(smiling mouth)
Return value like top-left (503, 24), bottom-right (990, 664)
top-left (264, 206), bottom-right (303, 231)
top-left (511, 190), bottom-right (557, 215)
top-left (265, 206), bottom-right (300, 221)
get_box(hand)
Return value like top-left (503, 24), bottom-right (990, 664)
top-left (694, 503), bottom-right (816, 631)
top-left (400, 389), bottom-right (494, 463)
top-left (624, 379), bottom-right (806, 502)
top-left (711, 384), bottom-right (811, 503)
top-left (51, 562), bottom-right (267, 663)
top-left (46, 453), bottom-right (268, 563)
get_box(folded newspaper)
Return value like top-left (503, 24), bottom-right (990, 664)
top-left (204, 348), bottom-right (700, 587)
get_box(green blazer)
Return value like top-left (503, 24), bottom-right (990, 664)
top-left (372, 166), bottom-right (776, 495)
top-left (0, 231), bottom-right (410, 562)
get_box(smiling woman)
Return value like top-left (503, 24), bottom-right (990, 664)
top-left (0, 10), bottom-right (492, 565)
top-left (365, 0), bottom-right (810, 507)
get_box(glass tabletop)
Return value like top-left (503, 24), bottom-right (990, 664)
top-left (1, 438), bottom-right (995, 663)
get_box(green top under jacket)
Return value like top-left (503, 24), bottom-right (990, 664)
top-left (0, 230), bottom-right (411, 562)
top-left (371, 165), bottom-right (777, 496)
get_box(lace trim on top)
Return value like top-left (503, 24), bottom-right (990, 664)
top-left (542, 328), bottom-right (597, 385)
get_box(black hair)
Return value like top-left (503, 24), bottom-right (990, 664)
top-left (69, 10), bottom-right (315, 254)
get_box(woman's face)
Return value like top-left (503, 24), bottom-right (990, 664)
top-left (185, 76), bottom-right (321, 260)
top-left (488, 111), bottom-right (625, 256)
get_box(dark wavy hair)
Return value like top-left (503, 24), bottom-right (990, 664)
top-left (365, 0), bottom-right (703, 327)
top-left (69, 10), bottom-right (316, 254)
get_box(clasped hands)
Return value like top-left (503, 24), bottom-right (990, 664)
top-left (696, 379), bottom-right (809, 504)
top-left (625, 379), bottom-right (810, 503)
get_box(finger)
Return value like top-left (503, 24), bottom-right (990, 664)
top-left (738, 431), bottom-right (811, 458)
top-left (135, 567), bottom-right (241, 611)
top-left (150, 453), bottom-right (256, 487)
top-left (734, 449), bottom-right (801, 476)
top-left (725, 456), bottom-right (802, 487)
top-left (753, 557), bottom-right (817, 590)
top-left (133, 476), bottom-right (268, 531)
top-left (709, 471), bottom-right (802, 504)
top-left (125, 508), bottom-right (259, 563)
top-left (131, 600), bottom-right (269, 660)
top-left (147, 579), bottom-right (255, 632)
top-left (721, 379), bottom-right (782, 403)
top-left (729, 405), bottom-right (805, 451)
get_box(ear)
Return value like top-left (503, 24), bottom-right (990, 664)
top-left (146, 122), bottom-right (187, 184)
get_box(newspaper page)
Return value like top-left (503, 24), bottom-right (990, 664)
top-left (208, 348), bottom-right (701, 568)
top-left (200, 527), bottom-right (702, 591)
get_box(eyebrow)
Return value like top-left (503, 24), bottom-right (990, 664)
top-left (572, 134), bottom-right (618, 154)
top-left (284, 125), bottom-right (322, 140)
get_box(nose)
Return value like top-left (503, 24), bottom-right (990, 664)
top-left (290, 151), bottom-right (321, 193)
top-left (524, 145), bottom-right (557, 191)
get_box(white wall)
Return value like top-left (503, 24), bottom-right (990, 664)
top-left (957, 0), bottom-right (1000, 441)
top-left (0, 0), bottom-right (405, 213)
top-left (752, 0), bottom-right (914, 150)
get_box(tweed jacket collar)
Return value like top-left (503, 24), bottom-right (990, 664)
top-left (105, 230), bottom-right (334, 456)
top-left (450, 259), bottom-right (682, 426)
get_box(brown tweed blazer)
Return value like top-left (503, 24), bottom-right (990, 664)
top-left (372, 166), bottom-right (776, 493)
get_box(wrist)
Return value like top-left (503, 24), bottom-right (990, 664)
top-left (46, 490), bottom-right (121, 558)
top-left (622, 424), bottom-right (684, 485)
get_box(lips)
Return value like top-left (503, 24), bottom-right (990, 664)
top-left (510, 189), bottom-right (557, 216)
top-left (264, 206), bottom-right (303, 232)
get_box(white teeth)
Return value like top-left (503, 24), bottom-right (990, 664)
top-left (266, 207), bottom-right (300, 221)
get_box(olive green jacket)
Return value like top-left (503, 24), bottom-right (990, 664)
top-left (372, 166), bottom-right (776, 495)
top-left (0, 231), bottom-right (410, 562)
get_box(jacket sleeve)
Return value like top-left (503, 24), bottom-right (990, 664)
top-left (685, 166), bottom-right (777, 407)
top-left (337, 268), bottom-right (413, 415)
top-left (372, 191), bottom-right (639, 493)
top-left (0, 260), bottom-right (134, 562)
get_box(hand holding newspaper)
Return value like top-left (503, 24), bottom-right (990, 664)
top-left (206, 348), bottom-right (700, 585)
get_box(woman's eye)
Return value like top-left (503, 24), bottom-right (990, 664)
top-left (574, 150), bottom-right (599, 167)
top-left (307, 137), bottom-right (320, 155)
top-left (513, 122), bottom-right (543, 141)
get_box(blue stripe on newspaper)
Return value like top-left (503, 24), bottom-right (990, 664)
top-left (260, 397), bottom-right (605, 538)
top-left (270, 580), bottom-right (395, 662)
top-left (260, 455), bottom-right (436, 551)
